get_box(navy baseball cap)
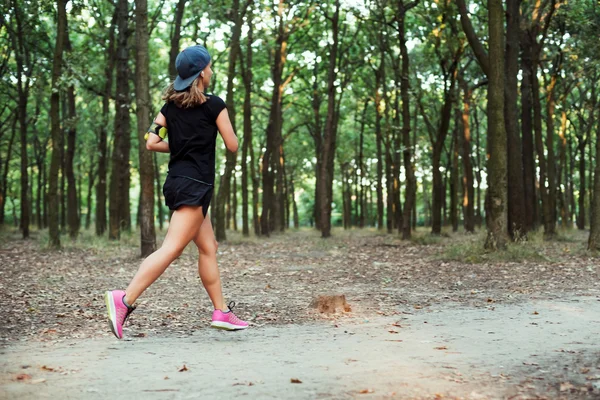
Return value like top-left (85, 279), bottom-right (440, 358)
top-left (174, 45), bottom-right (211, 91)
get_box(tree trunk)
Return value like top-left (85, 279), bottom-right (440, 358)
top-left (169, 0), bottom-right (187, 78)
top-left (240, 7), bottom-right (253, 236)
top-left (96, 9), bottom-right (117, 236)
top-left (358, 100), bottom-right (367, 228)
top-left (557, 111), bottom-right (569, 227)
top-left (47, 0), bottom-right (67, 247)
top-left (397, 2), bottom-right (418, 239)
top-left (65, 23), bottom-right (79, 239)
top-left (311, 62), bottom-right (323, 231)
top-left (485, 0), bottom-right (509, 250)
top-left (319, 0), bottom-right (340, 238)
top-left (544, 59), bottom-right (561, 236)
top-left (216, 0), bottom-right (241, 241)
top-left (85, 158), bottom-right (95, 230)
top-left (460, 80), bottom-right (475, 232)
top-left (12, 1), bottom-right (32, 239)
top-left (262, 0), bottom-right (286, 236)
top-left (375, 56), bottom-right (384, 230)
top-left (451, 111), bottom-right (459, 232)
top-left (520, 29), bottom-right (537, 232)
top-left (250, 135), bottom-right (260, 236)
top-left (109, 0), bottom-right (132, 240)
top-left (474, 104), bottom-right (483, 228)
top-left (431, 77), bottom-right (456, 235)
top-left (291, 175), bottom-right (299, 228)
top-left (65, 84), bottom-right (79, 239)
top-left (135, 0), bottom-right (156, 257)
top-left (588, 106), bottom-right (600, 250)
top-left (0, 118), bottom-right (17, 226)
top-left (577, 136), bottom-right (587, 230)
top-left (505, 0), bottom-right (526, 240)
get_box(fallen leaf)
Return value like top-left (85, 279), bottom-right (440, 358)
top-left (388, 330), bottom-right (399, 334)
top-left (434, 346), bottom-right (448, 350)
top-left (359, 389), bottom-right (374, 394)
top-left (31, 378), bottom-right (46, 384)
top-left (134, 333), bottom-right (146, 338)
top-left (391, 323), bottom-right (402, 328)
top-left (164, 376), bottom-right (169, 380)
top-left (291, 378), bottom-right (302, 384)
top-left (15, 374), bottom-right (32, 381)
top-left (178, 364), bottom-right (188, 372)
top-left (41, 366), bottom-right (55, 372)
top-left (533, 311), bottom-right (539, 315)
top-left (560, 382), bottom-right (575, 392)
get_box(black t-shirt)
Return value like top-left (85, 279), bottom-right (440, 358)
top-left (160, 95), bottom-right (227, 185)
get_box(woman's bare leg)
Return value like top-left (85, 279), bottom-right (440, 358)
top-left (193, 216), bottom-right (226, 311)
top-left (124, 205), bottom-right (205, 305)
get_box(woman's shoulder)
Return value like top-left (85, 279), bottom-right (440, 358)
top-left (205, 94), bottom-right (226, 106)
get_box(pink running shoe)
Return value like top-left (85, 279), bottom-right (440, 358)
top-left (211, 301), bottom-right (249, 331)
top-left (104, 290), bottom-right (136, 339)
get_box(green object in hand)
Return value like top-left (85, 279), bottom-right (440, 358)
top-left (144, 122), bottom-right (167, 141)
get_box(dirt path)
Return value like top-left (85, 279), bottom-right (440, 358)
top-left (1, 229), bottom-right (600, 399)
top-left (2, 295), bottom-right (599, 399)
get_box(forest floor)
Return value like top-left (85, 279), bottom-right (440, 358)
top-left (0, 226), bottom-right (599, 400)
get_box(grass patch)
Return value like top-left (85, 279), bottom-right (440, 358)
top-left (410, 231), bottom-right (447, 246)
top-left (442, 237), bottom-right (551, 264)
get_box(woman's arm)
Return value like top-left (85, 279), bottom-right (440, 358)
top-left (216, 108), bottom-right (238, 152)
top-left (146, 112), bottom-right (170, 153)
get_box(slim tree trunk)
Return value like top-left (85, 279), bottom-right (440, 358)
top-left (96, 10), bottom-right (117, 236)
top-left (375, 56), bottom-right (384, 230)
top-left (262, 0), bottom-right (287, 236)
top-left (65, 84), bottom-right (79, 239)
top-left (397, 1), bottom-right (419, 239)
top-left (451, 112), bottom-right (459, 232)
top-left (240, 10), bottom-right (253, 236)
top-left (47, 0), bottom-right (67, 247)
top-left (505, 0), bottom-right (526, 239)
top-left (485, 0), bottom-right (509, 249)
top-left (319, 0), bottom-right (340, 238)
top-left (557, 111), bottom-right (569, 227)
top-left (290, 175), bottom-right (299, 228)
top-left (135, 0), bottom-right (156, 256)
top-left (588, 106), bottom-right (600, 250)
top-left (521, 29), bottom-right (537, 232)
top-left (85, 158), bottom-right (95, 230)
top-left (12, 0), bottom-right (33, 239)
top-left (544, 58), bottom-right (561, 235)
top-left (109, 0), bottom-right (131, 239)
top-left (1, 118), bottom-right (17, 226)
top-left (358, 100), bottom-right (367, 228)
top-left (216, 0), bottom-right (241, 241)
top-left (460, 80), bottom-right (475, 232)
top-left (65, 26), bottom-right (79, 239)
top-left (169, 0), bottom-right (187, 78)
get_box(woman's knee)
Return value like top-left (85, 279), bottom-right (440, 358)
top-left (198, 238), bottom-right (218, 256)
top-left (161, 243), bottom-right (186, 260)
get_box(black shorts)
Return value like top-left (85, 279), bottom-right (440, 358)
top-left (162, 175), bottom-right (213, 217)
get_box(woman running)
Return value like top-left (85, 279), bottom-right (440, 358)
top-left (104, 44), bottom-right (248, 339)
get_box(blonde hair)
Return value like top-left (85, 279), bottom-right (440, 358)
top-left (162, 76), bottom-right (207, 108)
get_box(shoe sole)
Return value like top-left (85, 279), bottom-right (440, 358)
top-left (104, 291), bottom-right (121, 339)
top-left (211, 321), bottom-right (248, 331)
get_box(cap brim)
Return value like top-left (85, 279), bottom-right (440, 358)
top-left (174, 71), bottom-right (201, 91)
